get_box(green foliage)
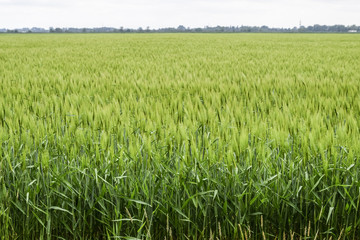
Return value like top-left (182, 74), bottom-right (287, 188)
top-left (0, 33), bottom-right (360, 239)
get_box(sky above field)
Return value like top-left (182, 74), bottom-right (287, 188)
top-left (0, 0), bottom-right (359, 29)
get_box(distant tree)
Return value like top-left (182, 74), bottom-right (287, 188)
top-left (298, 26), bottom-right (306, 33)
top-left (54, 28), bottom-right (63, 33)
top-left (349, 25), bottom-right (357, 31)
top-left (260, 26), bottom-right (269, 32)
top-left (177, 25), bottom-right (186, 32)
top-left (306, 26), bottom-right (314, 32)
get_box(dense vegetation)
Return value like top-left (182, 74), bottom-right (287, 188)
top-left (0, 34), bottom-right (360, 239)
top-left (2, 24), bottom-right (360, 33)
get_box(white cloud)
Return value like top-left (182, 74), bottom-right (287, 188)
top-left (0, 0), bottom-right (359, 29)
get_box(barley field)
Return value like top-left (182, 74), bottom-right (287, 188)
top-left (0, 33), bottom-right (360, 239)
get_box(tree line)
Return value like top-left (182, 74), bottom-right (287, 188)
top-left (1, 24), bottom-right (359, 33)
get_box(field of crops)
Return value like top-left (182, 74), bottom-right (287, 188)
top-left (0, 33), bottom-right (360, 239)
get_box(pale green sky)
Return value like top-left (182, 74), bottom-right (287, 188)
top-left (0, 0), bottom-right (359, 29)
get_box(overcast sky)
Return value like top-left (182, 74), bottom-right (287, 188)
top-left (0, 0), bottom-right (359, 29)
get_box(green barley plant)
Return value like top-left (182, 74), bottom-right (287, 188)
top-left (0, 33), bottom-right (360, 239)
